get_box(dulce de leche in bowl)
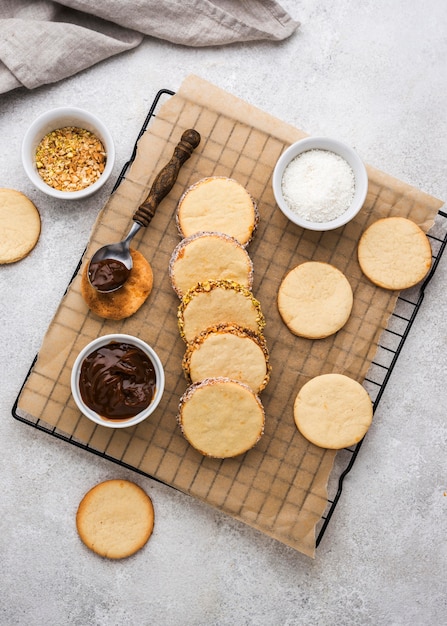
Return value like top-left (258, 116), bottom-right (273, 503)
top-left (71, 334), bottom-right (165, 428)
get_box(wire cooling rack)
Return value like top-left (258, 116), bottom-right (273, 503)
top-left (12, 89), bottom-right (447, 548)
top-left (316, 208), bottom-right (447, 544)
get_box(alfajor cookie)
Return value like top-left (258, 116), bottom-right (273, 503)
top-left (169, 231), bottom-right (253, 298)
top-left (277, 262), bottom-right (353, 339)
top-left (176, 176), bottom-right (258, 246)
top-left (182, 323), bottom-right (271, 393)
top-left (177, 279), bottom-right (265, 343)
top-left (0, 188), bottom-right (41, 264)
top-left (76, 479), bottom-right (155, 559)
top-left (178, 377), bottom-right (265, 458)
top-left (293, 373), bottom-right (373, 449)
top-left (358, 216), bottom-right (432, 290)
top-left (81, 248), bottom-right (153, 320)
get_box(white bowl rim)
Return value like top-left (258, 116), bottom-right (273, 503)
top-left (272, 136), bottom-right (368, 231)
top-left (21, 106), bottom-right (115, 200)
top-left (71, 333), bottom-right (165, 429)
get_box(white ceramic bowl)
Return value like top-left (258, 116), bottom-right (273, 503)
top-left (71, 334), bottom-right (165, 429)
top-left (22, 106), bottom-right (115, 200)
top-left (272, 136), bottom-right (368, 231)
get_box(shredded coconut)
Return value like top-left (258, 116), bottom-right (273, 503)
top-left (281, 149), bottom-right (355, 222)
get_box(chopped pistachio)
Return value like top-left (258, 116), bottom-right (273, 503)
top-left (35, 126), bottom-right (106, 192)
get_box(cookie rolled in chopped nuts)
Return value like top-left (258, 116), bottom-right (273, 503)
top-left (177, 377), bottom-right (265, 458)
top-left (182, 323), bottom-right (271, 393)
top-left (177, 279), bottom-right (266, 343)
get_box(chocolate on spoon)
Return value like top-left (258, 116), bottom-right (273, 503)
top-left (88, 128), bottom-right (201, 293)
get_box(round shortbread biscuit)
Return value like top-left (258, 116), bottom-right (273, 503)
top-left (177, 279), bottom-right (265, 343)
top-left (182, 324), bottom-right (271, 393)
top-left (0, 188), bottom-right (41, 264)
top-left (293, 373), bottom-right (373, 449)
top-left (169, 231), bottom-right (253, 298)
top-left (178, 378), bottom-right (265, 458)
top-left (277, 262), bottom-right (353, 339)
top-left (76, 479), bottom-right (155, 559)
top-left (176, 177), bottom-right (258, 246)
top-left (357, 216), bottom-right (432, 290)
top-left (81, 248), bottom-right (153, 320)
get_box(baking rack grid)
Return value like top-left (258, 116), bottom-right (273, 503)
top-left (316, 207), bottom-right (447, 544)
top-left (12, 89), bottom-right (447, 548)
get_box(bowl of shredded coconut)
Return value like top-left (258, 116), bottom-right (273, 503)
top-left (272, 137), bottom-right (368, 231)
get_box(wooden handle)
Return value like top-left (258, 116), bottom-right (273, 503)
top-left (133, 129), bottom-right (201, 227)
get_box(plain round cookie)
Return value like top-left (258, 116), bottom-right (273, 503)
top-left (293, 373), bottom-right (373, 449)
top-left (358, 216), bottom-right (432, 290)
top-left (76, 479), bottom-right (155, 559)
top-left (81, 248), bottom-right (153, 320)
top-left (182, 324), bottom-right (271, 393)
top-left (178, 378), bottom-right (265, 458)
top-left (0, 188), bottom-right (41, 264)
top-left (177, 279), bottom-right (265, 343)
top-left (277, 262), bottom-right (353, 339)
top-left (169, 231), bottom-right (253, 298)
top-left (176, 177), bottom-right (258, 246)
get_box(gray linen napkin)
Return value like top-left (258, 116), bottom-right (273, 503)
top-left (0, 0), bottom-right (299, 94)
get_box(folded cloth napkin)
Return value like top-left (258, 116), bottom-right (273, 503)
top-left (0, 0), bottom-right (299, 94)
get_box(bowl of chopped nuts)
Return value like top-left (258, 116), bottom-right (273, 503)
top-left (21, 107), bottom-right (115, 199)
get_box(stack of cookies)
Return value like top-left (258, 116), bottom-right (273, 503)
top-left (170, 176), bottom-right (270, 459)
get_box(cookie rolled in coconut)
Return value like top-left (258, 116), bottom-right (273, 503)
top-left (182, 323), bottom-right (271, 393)
top-left (178, 377), bottom-right (265, 458)
top-left (169, 231), bottom-right (254, 298)
top-left (177, 279), bottom-right (265, 343)
top-left (176, 176), bottom-right (259, 246)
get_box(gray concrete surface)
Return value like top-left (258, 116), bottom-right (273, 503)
top-left (1, 1), bottom-right (446, 624)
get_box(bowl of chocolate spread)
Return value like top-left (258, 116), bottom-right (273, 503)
top-left (71, 333), bottom-right (165, 428)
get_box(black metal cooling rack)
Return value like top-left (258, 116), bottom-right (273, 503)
top-left (11, 88), bottom-right (447, 548)
top-left (316, 208), bottom-right (447, 544)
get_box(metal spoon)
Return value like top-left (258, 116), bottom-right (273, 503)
top-left (88, 128), bottom-right (201, 293)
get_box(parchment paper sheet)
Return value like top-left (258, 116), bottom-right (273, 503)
top-left (16, 75), bottom-right (443, 558)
